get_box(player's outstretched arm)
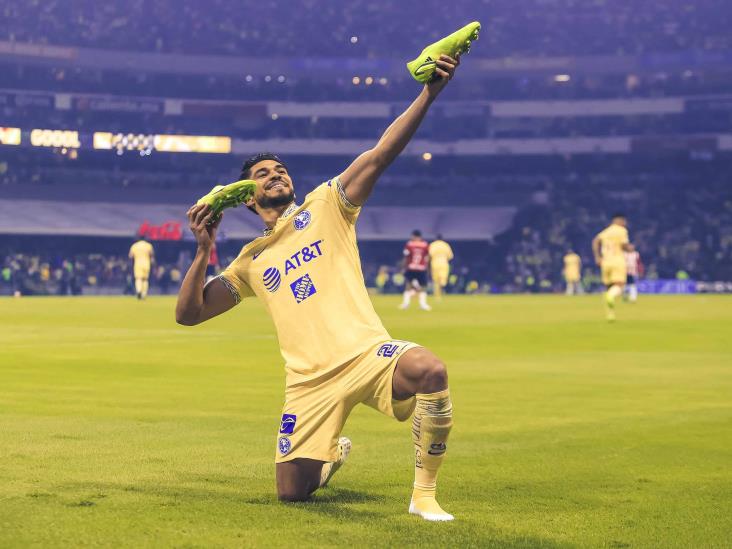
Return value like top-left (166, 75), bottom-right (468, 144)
top-left (175, 204), bottom-right (236, 326)
top-left (339, 55), bottom-right (460, 206)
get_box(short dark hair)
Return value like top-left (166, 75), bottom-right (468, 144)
top-left (412, 230), bottom-right (422, 237)
top-left (240, 152), bottom-right (286, 180)
top-left (611, 212), bottom-right (626, 220)
top-left (435, 233), bottom-right (443, 240)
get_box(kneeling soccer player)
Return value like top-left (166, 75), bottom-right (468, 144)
top-left (175, 54), bottom-right (464, 521)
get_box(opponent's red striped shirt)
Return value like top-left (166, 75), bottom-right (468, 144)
top-left (404, 240), bottom-right (429, 271)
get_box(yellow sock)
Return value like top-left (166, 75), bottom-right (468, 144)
top-left (135, 278), bottom-right (143, 295)
top-left (434, 282), bottom-right (442, 300)
top-left (141, 279), bottom-right (149, 298)
top-left (410, 389), bottom-right (453, 520)
top-left (605, 285), bottom-right (622, 320)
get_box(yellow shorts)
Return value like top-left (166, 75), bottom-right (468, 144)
top-left (275, 340), bottom-right (420, 463)
top-left (601, 261), bottom-right (626, 286)
top-left (134, 264), bottom-right (150, 279)
top-left (431, 265), bottom-right (449, 287)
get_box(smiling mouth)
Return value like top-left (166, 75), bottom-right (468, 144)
top-left (266, 181), bottom-right (286, 191)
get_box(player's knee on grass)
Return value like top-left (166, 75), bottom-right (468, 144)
top-left (277, 487), bottom-right (310, 503)
top-left (276, 459), bottom-right (322, 502)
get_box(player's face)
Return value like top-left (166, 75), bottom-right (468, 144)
top-left (614, 216), bottom-right (627, 227)
top-left (247, 160), bottom-right (295, 210)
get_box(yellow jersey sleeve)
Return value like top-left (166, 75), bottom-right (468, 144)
top-left (325, 177), bottom-right (361, 224)
top-left (219, 260), bottom-right (256, 304)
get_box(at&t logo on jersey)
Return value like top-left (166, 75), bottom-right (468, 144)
top-left (263, 267), bottom-right (281, 292)
top-left (293, 210), bottom-right (311, 230)
top-left (290, 273), bottom-right (317, 303)
top-left (284, 240), bottom-right (323, 275)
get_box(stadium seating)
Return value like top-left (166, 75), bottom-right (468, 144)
top-left (1, 1), bottom-right (731, 293)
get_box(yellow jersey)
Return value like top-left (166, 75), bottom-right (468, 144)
top-left (428, 239), bottom-right (454, 267)
top-left (129, 240), bottom-right (154, 268)
top-left (596, 224), bottom-right (629, 265)
top-left (563, 253), bottom-right (581, 281)
top-left (220, 179), bottom-right (390, 385)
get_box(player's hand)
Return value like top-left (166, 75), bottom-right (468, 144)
top-left (426, 54), bottom-right (459, 97)
top-left (186, 204), bottom-right (222, 251)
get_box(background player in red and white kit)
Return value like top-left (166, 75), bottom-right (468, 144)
top-left (624, 243), bottom-right (644, 303)
top-left (399, 230), bottom-right (431, 311)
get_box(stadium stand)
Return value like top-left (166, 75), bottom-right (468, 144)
top-left (1, 2), bottom-right (732, 295)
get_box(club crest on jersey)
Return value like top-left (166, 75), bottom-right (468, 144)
top-left (290, 273), bottom-right (317, 303)
top-left (279, 414), bottom-right (297, 435)
top-left (278, 436), bottom-right (291, 455)
top-left (293, 210), bottom-right (311, 230)
top-left (263, 266), bottom-right (281, 292)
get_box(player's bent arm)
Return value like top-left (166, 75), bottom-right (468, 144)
top-left (340, 89), bottom-right (433, 205)
top-left (175, 248), bottom-right (236, 326)
top-left (339, 57), bottom-right (458, 206)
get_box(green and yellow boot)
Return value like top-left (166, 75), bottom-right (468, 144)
top-left (407, 21), bottom-right (481, 83)
top-left (196, 179), bottom-right (257, 218)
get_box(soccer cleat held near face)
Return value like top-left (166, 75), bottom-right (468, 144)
top-left (407, 21), bottom-right (481, 83)
top-left (196, 179), bottom-right (257, 218)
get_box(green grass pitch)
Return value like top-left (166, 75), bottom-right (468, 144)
top-left (1, 295), bottom-right (731, 548)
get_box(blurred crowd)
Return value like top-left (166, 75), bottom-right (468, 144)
top-left (499, 175), bottom-right (732, 290)
top-left (3, 0), bottom-right (730, 58)
top-left (4, 170), bottom-right (730, 298)
top-left (1, 250), bottom-right (481, 296)
top-left (2, 0), bottom-right (731, 295)
top-left (1, 253), bottom-right (184, 296)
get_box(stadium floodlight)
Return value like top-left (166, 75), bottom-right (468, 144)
top-left (0, 127), bottom-right (21, 145)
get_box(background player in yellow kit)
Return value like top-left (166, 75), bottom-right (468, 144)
top-left (128, 235), bottom-right (154, 300)
top-left (592, 214), bottom-right (631, 321)
top-left (175, 53), bottom-right (463, 521)
top-left (429, 234), bottom-right (453, 300)
top-left (562, 248), bottom-right (582, 295)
